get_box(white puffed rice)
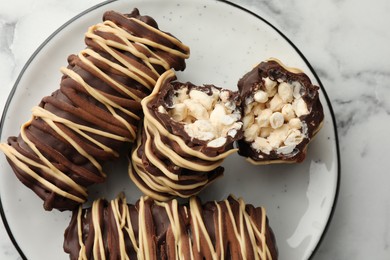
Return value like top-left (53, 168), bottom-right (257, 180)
top-left (253, 90), bottom-right (269, 103)
top-left (169, 86), bottom-right (242, 147)
top-left (269, 112), bottom-right (284, 129)
top-left (278, 82), bottom-right (293, 103)
top-left (269, 94), bottom-right (284, 111)
top-left (243, 78), bottom-right (309, 155)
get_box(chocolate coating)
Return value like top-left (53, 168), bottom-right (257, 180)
top-left (129, 70), bottom-right (243, 201)
top-left (237, 59), bottom-right (324, 164)
top-left (64, 194), bottom-right (278, 259)
top-left (0, 8), bottom-right (190, 211)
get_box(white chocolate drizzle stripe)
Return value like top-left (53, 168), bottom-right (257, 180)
top-left (225, 199), bottom-right (247, 259)
top-left (189, 197), bottom-right (218, 258)
top-left (241, 200), bottom-right (260, 260)
top-left (84, 35), bottom-right (154, 90)
top-left (61, 67), bottom-right (137, 140)
top-left (79, 48), bottom-right (149, 101)
top-left (131, 141), bottom-right (210, 199)
top-left (132, 150), bottom-right (208, 195)
top-left (32, 106), bottom-right (127, 150)
top-left (94, 22), bottom-right (164, 77)
top-left (77, 206), bottom-right (88, 260)
top-left (267, 58), bottom-right (303, 74)
top-left (129, 165), bottom-right (171, 202)
top-left (20, 117), bottom-right (88, 196)
top-left (110, 197), bottom-right (129, 259)
top-left (94, 20), bottom-right (187, 72)
top-left (0, 143), bottom-right (85, 202)
top-left (86, 21), bottom-right (161, 85)
top-left (249, 209), bottom-right (269, 259)
top-left (124, 203), bottom-right (139, 255)
top-left (161, 200), bottom-right (183, 259)
top-left (92, 22), bottom-right (161, 77)
top-left (61, 66), bottom-right (140, 122)
top-left (145, 121), bottom-right (222, 171)
top-left (75, 195), bottom-right (274, 260)
top-left (131, 151), bottom-right (174, 193)
top-left (138, 196), bottom-right (152, 260)
top-left (39, 112), bottom-right (104, 175)
top-left (129, 18), bottom-right (190, 59)
top-left (92, 199), bottom-right (106, 260)
top-left (215, 201), bottom-right (224, 260)
top-left (143, 123), bottom-right (179, 181)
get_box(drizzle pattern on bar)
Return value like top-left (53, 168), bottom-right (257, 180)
top-left (64, 194), bottom-right (278, 260)
top-left (0, 9), bottom-right (189, 211)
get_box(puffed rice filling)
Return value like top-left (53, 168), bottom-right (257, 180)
top-left (159, 86), bottom-right (242, 148)
top-left (243, 77), bottom-right (309, 155)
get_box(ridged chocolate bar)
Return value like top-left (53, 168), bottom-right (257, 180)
top-left (64, 194), bottom-right (278, 259)
top-left (0, 9), bottom-right (190, 211)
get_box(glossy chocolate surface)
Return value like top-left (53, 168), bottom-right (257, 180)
top-left (64, 194), bottom-right (278, 259)
top-left (0, 9), bottom-right (189, 211)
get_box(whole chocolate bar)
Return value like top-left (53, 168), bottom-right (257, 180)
top-left (64, 194), bottom-right (278, 259)
top-left (129, 70), bottom-right (243, 201)
top-left (237, 59), bottom-right (324, 164)
top-left (0, 9), bottom-right (190, 211)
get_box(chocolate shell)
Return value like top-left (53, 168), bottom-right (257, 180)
top-left (237, 59), bottom-right (324, 164)
top-left (0, 8), bottom-right (190, 211)
top-left (130, 70), bottom-right (243, 201)
top-left (63, 193), bottom-right (278, 259)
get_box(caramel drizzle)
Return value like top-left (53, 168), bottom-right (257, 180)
top-left (73, 195), bottom-right (273, 260)
top-left (111, 196), bottom-right (136, 259)
top-left (0, 12), bottom-right (190, 206)
top-left (77, 205), bottom-right (88, 260)
top-left (189, 198), bottom-right (218, 258)
top-left (129, 70), bottom-right (238, 201)
top-left (0, 141), bottom-right (86, 203)
top-left (129, 124), bottom-right (217, 200)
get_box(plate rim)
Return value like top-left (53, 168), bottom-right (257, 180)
top-left (0, 0), bottom-right (341, 259)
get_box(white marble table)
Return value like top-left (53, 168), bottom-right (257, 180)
top-left (1, 0), bottom-right (389, 259)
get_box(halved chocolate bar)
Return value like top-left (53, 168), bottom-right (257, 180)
top-left (0, 9), bottom-right (190, 211)
top-left (64, 194), bottom-right (278, 259)
top-left (238, 59), bottom-right (324, 164)
top-left (130, 70), bottom-right (243, 200)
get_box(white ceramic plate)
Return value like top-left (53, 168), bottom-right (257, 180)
top-left (0, 0), bottom-right (340, 259)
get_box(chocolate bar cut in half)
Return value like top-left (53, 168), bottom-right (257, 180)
top-left (238, 59), bottom-right (324, 164)
top-left (130, 70), bottom-right (243, 201)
